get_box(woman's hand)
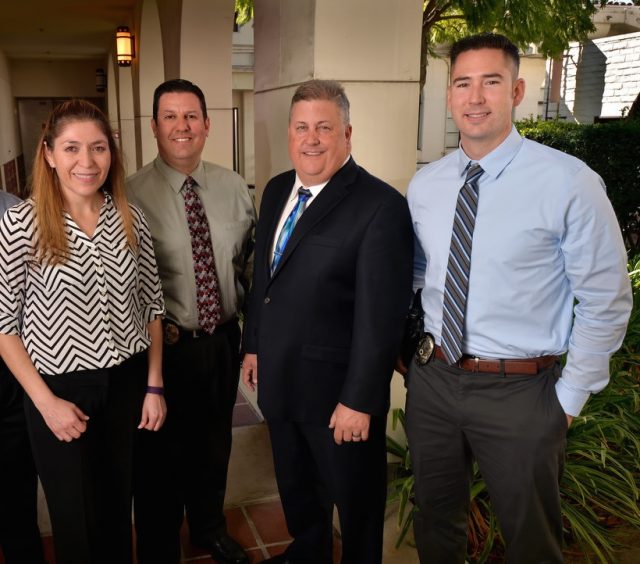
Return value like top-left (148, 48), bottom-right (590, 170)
top-left (138, 393), bottom-right (166, 431)
top-left (0, 334), bottom-right (89, 442)
top-left (38, 396), bottom-right (90, 442)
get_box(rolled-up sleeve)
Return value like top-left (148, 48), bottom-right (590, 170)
top-left (0, 206), bottom-right (30, 335)
top-left (133, 206), bottom-right (165, 324)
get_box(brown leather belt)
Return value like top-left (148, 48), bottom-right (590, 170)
top-left (434, 346), bottom-right (557, 376)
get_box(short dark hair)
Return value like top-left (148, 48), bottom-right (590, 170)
top-left (152, 79), bottom-right (208, 121)
top-left (450, 33), bottom-right (520, 74)
top-left (290, 79), bottom-right (350, 124)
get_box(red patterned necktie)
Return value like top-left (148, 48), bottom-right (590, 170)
top-left (182, 176), bottom-right (222, 334)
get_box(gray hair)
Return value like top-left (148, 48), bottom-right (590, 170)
top-left (290, 79), bottom-right (350, 124)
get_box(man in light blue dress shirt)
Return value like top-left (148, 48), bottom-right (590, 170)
top-left (405, 33), bottom-right (632, 563)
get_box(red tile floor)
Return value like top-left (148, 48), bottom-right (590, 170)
top-left (180, 498), bottom-right (293, 562)
top-left (180, 499), bottom-right (340, 563)
top-left (0, 389), bottom-right (342, 564)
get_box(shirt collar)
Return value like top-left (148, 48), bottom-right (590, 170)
top-left (289, 155), bottom-right (351, 203)
top-left (456, 126), bottom-right (523, 181)
top-left (289, 175), bottom-right (330, 203)
top-left (154, 155), bottom-right (206, 194)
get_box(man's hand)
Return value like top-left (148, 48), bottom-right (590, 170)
top-left (242, 353), bottom-right (258, 392)
top-left (328, 402), bottom-right (370, 445)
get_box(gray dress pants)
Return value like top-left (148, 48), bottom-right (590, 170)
top-left (406, 356), bottom-right (566, 564)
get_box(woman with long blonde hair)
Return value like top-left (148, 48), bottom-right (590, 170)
top-left (0, 99), bottom-right (166, 564)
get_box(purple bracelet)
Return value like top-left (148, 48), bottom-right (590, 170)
top-left (146, 386), bottom-right (164, 395)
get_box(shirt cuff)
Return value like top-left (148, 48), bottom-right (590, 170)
top-left (0, 316), bottom-right (20, 335)
top-left (555, 377), bottom-right (591, 417)
top-left (143, 304), bottom-right (165, 325)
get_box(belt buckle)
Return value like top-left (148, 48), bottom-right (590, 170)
top-left (163, 322), bottom-right (180, 345)
top-left (416, 333), bottom-right (435, 365)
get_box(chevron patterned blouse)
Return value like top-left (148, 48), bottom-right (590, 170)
top-left (0, 195), bottom-right (165, 376)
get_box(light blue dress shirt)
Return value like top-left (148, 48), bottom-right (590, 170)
top-left (408, 126), bottom-right (632, 416)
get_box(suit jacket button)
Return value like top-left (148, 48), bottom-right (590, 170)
top-left (264, 297), bottom-right (271, 304)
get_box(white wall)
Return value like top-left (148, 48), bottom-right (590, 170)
top-left (560, 31), bottom-right (640, 123)
top-left (516, 57), bottom-right (547, 121)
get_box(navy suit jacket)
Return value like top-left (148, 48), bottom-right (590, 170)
top-left (244, 157), bottom-right (413, 424)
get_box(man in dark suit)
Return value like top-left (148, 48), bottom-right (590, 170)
top-left (242, 80), bottom-right (413, 564)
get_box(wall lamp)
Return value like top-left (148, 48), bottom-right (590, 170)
top-left (116, 26), bottom-right (135, 67)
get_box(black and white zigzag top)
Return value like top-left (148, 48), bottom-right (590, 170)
top-left (0, 195), bottom-right (165, 376)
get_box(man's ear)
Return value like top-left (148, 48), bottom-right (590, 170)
top-left (512, 77), bottom-right (526, 108)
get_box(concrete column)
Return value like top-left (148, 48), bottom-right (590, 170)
top-left (137, 0), bottom-right (166, 166)
top-left (107, 54), bottom-right (120, 141)
top-left (254, 0), bottom-right (423, 200)
top-left (180, 0), bottom-right (235, 169)
top-left (118, 66), bottom-right (137, 176)
top-left (418, 54), bottom-right (450, 165)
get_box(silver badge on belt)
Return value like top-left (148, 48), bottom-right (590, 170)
top-left (416, 333), bottom-right (435, 365)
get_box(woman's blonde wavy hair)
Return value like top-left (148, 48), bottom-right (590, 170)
top-left (31, 99), bottom-right (135, 264)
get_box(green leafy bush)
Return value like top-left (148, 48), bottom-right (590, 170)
top-left (515, 119), bottom-right (640, 255)
top-left (387, 258), bottom-right (640, 562)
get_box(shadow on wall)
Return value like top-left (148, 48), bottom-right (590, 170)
top-left (573, 41), bottom-right (606, 124)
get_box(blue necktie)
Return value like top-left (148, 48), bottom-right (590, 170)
top-left (441, 163), bottom-right (484, 364)
top-left (271, 187), bottom-right (312, 274)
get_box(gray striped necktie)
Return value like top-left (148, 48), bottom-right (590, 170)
top-left (441, 163), bottom-right (484, 364)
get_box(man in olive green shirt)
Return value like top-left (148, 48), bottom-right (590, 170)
top-left (127, 79), bottom-right (255, 564)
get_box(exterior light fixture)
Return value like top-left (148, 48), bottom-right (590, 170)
top-left (116, 26), bottom-right (135, 67)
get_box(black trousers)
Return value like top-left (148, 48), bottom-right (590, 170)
top-left (406, 356), bottom-right (566, 564)
top-left (134, 319), bottom-right (241, 564)
top-left (0, 359), bottom-right (46, 564)
top-left (267, 416), bottom-right (387, 564)
top-left (24, 352), bottom-right (146, 564)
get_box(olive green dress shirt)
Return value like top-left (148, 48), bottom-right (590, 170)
top-left (126, 156), bottom-right (256, 330)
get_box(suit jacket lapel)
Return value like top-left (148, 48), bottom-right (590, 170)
top-left (269, 157), bottom-right (358, 280)
top-left (261, 171), bottom-right (295, 279)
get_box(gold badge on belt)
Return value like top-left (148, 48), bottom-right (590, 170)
top-left (163, 322), bottom-right (180, 345)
